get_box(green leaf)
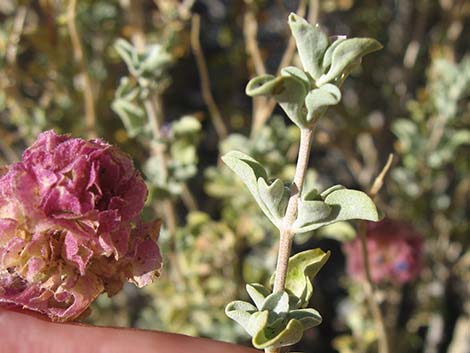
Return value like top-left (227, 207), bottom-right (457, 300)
top-left (324, 188), bottom-right (380, 221)
top-left (288, 293), bottom-right (302, 310)
top-left (246, 283), bottom-right (271, 311)
top-left (112, 77), bottom-right (146, 137)
top-left (111, 99), bottom-right (146, 138)
top-left (246, 74), bottom-right (308, 127)
top-left (261, 292), bottom-right (290, 314)
top-left (114, 38), bottom-right (172, 82)
top-left (288, 308), bottom-right (322, 330)
top-left (316, 221), bottom-right (356, 242)
top-left (294, 192), bottom-right (332, 230)
top-left (252, 318), bottom-right (304, 349)
top-left (114, 76), bottom-right (139, 98)
top-left (280, 249), bottom-right (331, 307)
top-left (302, 188), bottom-right (322, 200)
top-left (295, 186), bottom-right (380, 233)
top-left (172, 115), bottom-right (202, 136)
top-left (258, 178), bottom-right (289, 222)
top-left (225, 300), bottom-right (257, 335)
top-left (221, 151), bottom-right (280, 225)
top-left (114, 39), bottom-right (137, 73)
top-left (321, 36), bottom-right (347, 72)
top-left (320, 184), bottom-right (345, 198)
top-left (139, 44), bottom-right (172, 77)
top-left (316, 38), bottom-right (382, 86)
top-left (305, 83), bottom-right (341, 123)
top-left (248, 311), bottom-right (270, 337)
top-left (280, 66), bottom-right (311, 91)
top-left (392, 119), bottom-right (420, 153)
top-left (222, 151), bottom-right (288, 227)
top-left (245, 74), bottom-right (277, 96)
top-left (288, 13), bottom-right (329, 79)
top-left (449, 129), bottom-right (470, 148)
top-left (225, 300), bottom-right (257, 313)
top-left (226, 285), bottom-right (324, 349)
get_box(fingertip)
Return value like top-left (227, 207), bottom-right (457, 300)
top-left (0, 308), bottom-right (258, 353)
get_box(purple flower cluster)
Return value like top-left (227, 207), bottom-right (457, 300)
top-left (0, 131), bottom-right (162, 321)
top-left (343, 219), bottom-right (423, 284)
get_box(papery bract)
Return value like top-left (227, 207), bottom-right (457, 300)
top-left (0, 130), bottom-right (162, 321)
top-left (343, 219), bottom-right (423, 284)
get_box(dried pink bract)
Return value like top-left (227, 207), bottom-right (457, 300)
top-left (343, 219), bottom-right (423, 284)
top-left (0, 130), bottom-right (162, 321)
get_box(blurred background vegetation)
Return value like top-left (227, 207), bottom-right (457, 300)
top-left (0, 1), bottom-right (468, 352)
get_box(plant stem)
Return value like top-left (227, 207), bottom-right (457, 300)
top-left (369, 154), bottom-right (394, 199)
top-left (66, 0), bottom-right (97, 138)
top-left (358, 154), bottom-right (394, 353)
top-left (269, 127), bottom-right (314, 352)
top-left (190, 14), bottom-right (228, 140)
top-left (273, 127), bottom-right (313, 292)
top-left (126, 1), bottom-right (180, 236)
top-left (357, 222), bottom-right (390, 353)
top-left (143, 91), bottom-right (177, 236)
top-left (243, 6), bottom-right (267, 76)
top-left (5, 6), bottom-right (27, 66)
top-left (181, 184), bottom-right (199, 211)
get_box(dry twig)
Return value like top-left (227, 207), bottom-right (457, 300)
top-left (250, 0), bottom-right (308, 134)
top-left (6, 6), bottom-right (27, 66)
top-left (190, 14), bottom-right (228, 140)
top-left (243, 7), bottom-right (267, 76)
top-left (66, 0), bottom-right (97, 138)
top-left (358, 153), bottom-right (394, 353)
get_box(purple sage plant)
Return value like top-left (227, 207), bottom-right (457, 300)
top-left (343, 219), bottom-right (423, 284)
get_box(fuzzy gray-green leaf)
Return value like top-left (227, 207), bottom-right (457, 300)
top-left (305, 83), bottom-right (341, 122)
top-left (252, 318), bottom-right (304, 349)
top-left (222, 151), bottom-right (276, 223)
top-left (288, 308), bottom-right (322, 330)
top-left (324, 188), bottom-right (380, 221)
top-left (248, 311), bottom-right (270, 337)
top-left (114, 39), bottom-right (138, 73)
top-left (296, 186), bottom-right (381, 233)
top-left (111, 99), bottom-right (146, 138)
top-left (258, 178), bottom-right (289, 224)
top-left (288, 13), bottom-right (329, 79)
top-left (246, 75), bottom-right (278, 96)
top-left (321, 36), bottom-right (347, 72)
top-left (294, 198), bottom-right (332, 230)
top-left (246, 283), bottom-right (271, 311)
top-left (320, 184), bottom-right (346, 198)
top-left (261, 291), bottom-right (290, 314)
top-left (225, 300), bottom-right (257, 335)
top-left (316, 221), bottom-right (357, 242)
top-left (282, 249), bottom-right (331, 307)
top-left (317, 38), bottom-right (382, 85)
top-left (247, 74), bottom-right (308, 127)
top-left (280, 66), bottom-right (311, 91)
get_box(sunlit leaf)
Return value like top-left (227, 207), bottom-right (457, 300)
top-left (246, 283), bottom-right (271, 310)
top-left (246, 74), bottom-right (308, 127)
top-left (252, 318), bottom-right (304, 349)
top-left (295, 186), bottom-right (380, 233)
top-left (280, 249), bottom-right (331, 307)
top-left (258, 178), bottom-right (289, 222)
top-left (317, 38), bottom-right (382, 85)
top-left (288, 13), bottom-right (329, 79)
top-left (305, 83), bottom-right (341, 123)
top-left (288, 308), bottom-right (322, 330)
top-left (222, 151), bottom-right (279, 225)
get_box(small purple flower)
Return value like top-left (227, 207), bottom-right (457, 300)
top-left (0, 131), bottom-right (162, 321)
top-left (343, 219), bottom-right (423, 284)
